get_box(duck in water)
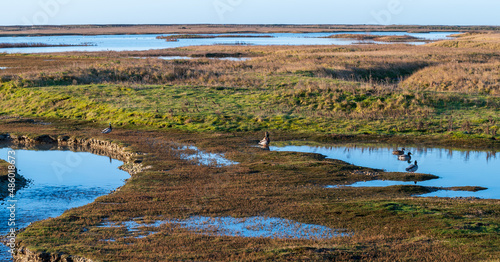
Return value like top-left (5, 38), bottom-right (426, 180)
top-left (258, 131), bottom-right (270, 148)
top-left (101, 123), bottom-right (112, 134)
top-left (392, 148), bottom-right (405, 155)
top-left (406, 161), bottom-right (418, 173)
top-left (398, 152), bottom-right (412, 161)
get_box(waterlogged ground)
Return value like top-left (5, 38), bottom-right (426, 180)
top-left (271, 143), bottom-right (499, 199)
top-left (97, 216), bottom-right (345, 241)
top-left (0, 32), bottom-right (458, 53)
top-left (180, 145), bottom-right (237, 167)
top-left (0, 147), bottom-right (129, 261)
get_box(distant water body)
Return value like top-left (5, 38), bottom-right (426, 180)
top-left (0, 32), bottom-right (459, 54)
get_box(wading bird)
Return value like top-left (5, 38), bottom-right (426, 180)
top-left (398, 152), bottom-right (412, 161)
top-left (392, 148), bottom-right (405, 155)
top-left (258, 131), bottom-right (270, 147)
top-left (406, 161), bottom-right (418, 172)
top-left (101, 123), bottom-right (112, 134)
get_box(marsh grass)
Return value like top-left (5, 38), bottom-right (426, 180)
top-left (0, 40), bottom-right (499, 139)
top-left (1, 121), bottom-right (497, 261)
top-left (0, 42), bottom-right (94, 48)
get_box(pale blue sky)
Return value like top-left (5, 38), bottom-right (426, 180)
top-left (2, 0), bottom-right (499, 26)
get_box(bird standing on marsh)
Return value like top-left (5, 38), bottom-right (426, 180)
top-left (101, 123), bottom-right (112, 134)
top-left (258, 131), bottom-right (270, 147)
top-left (406, 161), bottom-right (418, 172)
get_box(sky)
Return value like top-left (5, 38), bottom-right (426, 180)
top-left (1, 0), bottom-right (499, 26)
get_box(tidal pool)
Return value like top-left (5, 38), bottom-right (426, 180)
top-left (0, 32), bottom-right (459, 54)
top-left (0, 147), bottom-right (130, 261)
top-left (98, 216), bottom-right (345, 240)
top-left (270, 143), bottom-right (499, 199)
top-left (180, 145), bottom-right (237, 167)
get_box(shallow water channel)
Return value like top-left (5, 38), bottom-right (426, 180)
top-left (0, 146), bottom-right (130, 261)
top-left (270, 143), bottom-right (499, 199)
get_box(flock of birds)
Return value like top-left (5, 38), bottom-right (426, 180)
top-left (102, 126), bottom-right (417, 174)
top-left (258, 132), bottom-right (418, 173)
top-left (392, 147), bottom-right (418, 172)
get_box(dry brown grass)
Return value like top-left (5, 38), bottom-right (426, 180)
top-left (429, 32), bottom-right (500, 50)
top-left (403, 62), bottom-right (500, 95)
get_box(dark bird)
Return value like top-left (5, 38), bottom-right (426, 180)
top-left (101, 123), bottom-right (112, 134)
top-left (392, 148), bottom-right (405, 155)
top-left (258, 131), bottom-right (270, 147)
top-left (398, 152), bottom-right (412, 161)
top-left (406, 161), bottom-right (418, 173)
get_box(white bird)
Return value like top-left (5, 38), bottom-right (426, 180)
top-left (406, 161), bottom-right (418, 172)
top-left (392, 148), bottom-right (405, 155)
top-left (101, 123), bottom-right (112, 134)
top-left (258, 131), bottom-right (270, 147)
top-left (398, 152), bottom-right (412, 161)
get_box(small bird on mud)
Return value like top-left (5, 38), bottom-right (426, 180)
top-left (258, 131), bottom-right (270, 147)
top-left (406, 161), bottom-right (418, 172)
top-left (101, 123), bottom-right (112, 134)
top-left (392, 148), bottom-right (405, 155)
top-left (398, 152), bottom-right (412, 161)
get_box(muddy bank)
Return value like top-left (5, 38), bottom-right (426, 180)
top-left (0, 133), bottom-right (141, 162)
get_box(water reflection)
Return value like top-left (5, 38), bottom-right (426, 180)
top-left (271, 143), bottom-right (499, 199)
top-left (0, 147), bottom-right (130, 261)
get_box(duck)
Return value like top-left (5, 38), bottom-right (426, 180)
top-left (101, 123), bottom-right (112, 134)
top-left (392, 148), bottom-right (405, 155)
top-left (258, 131), bottom-right (270, 147)
top-left (406, 161), bottom-right (418, 173)
top-left (398, 152), bottom-right (412, 161)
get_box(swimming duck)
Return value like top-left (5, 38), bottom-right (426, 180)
top-left (258, 131), bottom-right (270, 147)
top-left (101, 123), bottom-right (112, 134)
top-left (392, 148), bottom-right (405, 155)
top-left (398, 152), bottom-right (412, 161)
top-left (406, 161), bottom-right (418, 172)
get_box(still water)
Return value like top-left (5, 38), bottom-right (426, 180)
top-left (270, 144), bottom-right (499, 199)
top-left (0, 32), bottom-right (459, 54)
top-left (98, 216), bottom-right (346, 241)
top-left (0, 147), bottom-right (130, 261)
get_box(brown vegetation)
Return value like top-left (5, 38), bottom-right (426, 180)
top-left (0, 42), bottom-right (94, 48)
top-left (156, 34), bottom-right (273, 41)
top-left (430, 32), bottom-right (500, 50)
top-left (324, 33), bottom-right (427, 42)
top-left (0, 24), bottom-right (498, 37)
